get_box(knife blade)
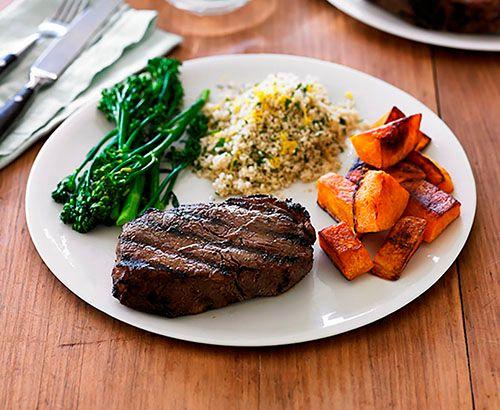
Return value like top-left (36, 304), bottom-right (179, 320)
top-left (33, 0), bottom-right (123, 80)
top-left (0, 0), bottom-right (123, 140)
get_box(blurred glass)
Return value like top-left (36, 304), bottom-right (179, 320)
top-left (163, 0), bottom-right (276, 37)
top-left (167, 0), bottom-right (249, 15)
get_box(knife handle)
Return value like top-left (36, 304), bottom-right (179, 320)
top-left (0, 34), bottom-right (40, 80)
top-left (0, 81), bottom-right (41, 141)
top-left (0, 53), bottom-right (17, 78)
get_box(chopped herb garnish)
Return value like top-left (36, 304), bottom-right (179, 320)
top-left (215, 137), bottom-right (226, 148)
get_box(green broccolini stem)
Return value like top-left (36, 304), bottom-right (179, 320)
top-left (109, 154), bottom-right (140, 174)
top-left (51, 129), bottom-right (118, 203)
top-left (128, 155), bottom-right (158, 179)
top-left (141, 163), bottom-right (185, 212)
top-left (53, 58), bottom-right (209, 233)
top-left (149, 93), bottom-right (210, 158)
top-left (79, 129), bottom-right (118, 172)
top-left (138, 92), bottom-right (210, 213)
top-left (158, 165), bottom-right (183, 208)
top-left (163, 90), bottom-right (210, 129)
top-left (124, 111), bottom-right (160, 150)
top-left (128, 132), bottom-right (163, 158)
top-left (127, 91), bottom-right (210, 159)
top-left (116, 174), bottom-right (146, 226)
top-left (130, 98), bottom-right (146, 116)
top-left (149, 159), bottom-right (160, 200)
top-left (117, 103), bottom-right (130, 149)
top-left (110, 201), bottom-right (121, 223)
top-left (158, 71), bottom-right (172, 102)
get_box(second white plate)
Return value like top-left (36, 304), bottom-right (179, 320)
top-left (328, 0), bottom-right (500, 52)
top-left (26, 54), bottom-right (476, 346)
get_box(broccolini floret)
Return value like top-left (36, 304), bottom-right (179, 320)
top-left (52, 58), bottom-right (209, 233)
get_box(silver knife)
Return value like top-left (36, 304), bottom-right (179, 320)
top-left (0, 0), bottom-right (122, 140)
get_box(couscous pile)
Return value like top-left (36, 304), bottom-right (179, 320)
top-left (195, 73), bottom-right (361, 196)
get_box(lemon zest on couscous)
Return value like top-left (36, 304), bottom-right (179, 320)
top-left (196, 73), bottom-right (361, 196)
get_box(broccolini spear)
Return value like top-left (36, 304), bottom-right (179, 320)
top-left (141, 112), bottom-right (209, 213)
top-left (114, 95), bottom-right (209, 225)
top-left (60, 90), bottom-right (209, 233)
top-left (52, 58), bottom-right (183, 204)
top-left (52, 129), bottom-right (118, 203)
top-left (51, 57), bottom-right (210, 233)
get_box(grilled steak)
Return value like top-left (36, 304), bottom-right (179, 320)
top-left (112, 195), bottom-right (316, 317)
top-left (368, 0), bottom-right (500, 33)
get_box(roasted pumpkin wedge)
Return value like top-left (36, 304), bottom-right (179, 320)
top-left (415, 133), bottom-right (431, 151)
top-left (406, 151), bottom-right (454, 193)
top-left (372, 106), bottom-right (431, 151)
top-left (371, 109), bottom-right (393, 128)
top-left (353, 170), bottom-right (409, 233)
top-left (345, 158), bottom-right (374, 185)
top-left (319, 222), bottom-right (373, 280)
top-left (383, 106), bottom-right (406, 123)
top-left (350, 114), bottom-right (422, 169)
top-left (317, 173), bottom-right (356, 228)
top-left (402, 180), bottom-right (461, 242)
top-left (435, 164), bottom-right (454, 193)
top-left (372, 216), bottom-right (427, 280)
top-left (386, 160), bottom-right (426, 184)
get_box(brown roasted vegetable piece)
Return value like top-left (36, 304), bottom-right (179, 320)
top-left (319, 222), bottom-right (373, 280)
top-left (386, 160), bottom-right (426, 184)
top-left (415, 133), bottom-right (431, 151)
top-left (406, 151), bottom-right (454, 193)
top-left (317, 173), bottom-right (356, 228)
top-left (403, 180), bottom-right (461, 243)
top-left (435, 164), bottom-right (454, 193)
top-left (406, 151), bottom-right (442, 184)
top-left (350, 114), bottom-right (422, 168)
top-left (345, 158), bottom-right (374, 185)
top-left (371, 110), bottom-right (392, 128)
top-left (354, 170), bottom-right (409, 233)
top-left (372, 216), bottom-right (427, 280)
top-left (372, 106), bottom-right (431, 151)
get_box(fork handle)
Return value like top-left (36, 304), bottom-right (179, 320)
top-left (0, 54), bottom-right (17, 78)
top-left (0, 80), bottom-right (43, 141)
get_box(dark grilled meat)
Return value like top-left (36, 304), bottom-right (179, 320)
top-left (112, 195), bottom-right (316, 317)
top-left (368, 0), bottom-right (500, 33)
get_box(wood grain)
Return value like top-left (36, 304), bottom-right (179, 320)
top-left (433, 49), bottom-right (500, 409)
top-left (0, 0), bottom-right (497, 408)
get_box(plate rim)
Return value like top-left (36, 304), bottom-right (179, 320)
top-left (328, 0), bottom-right (500, 52)
top-left (25, 53), bottom-right (477, 346)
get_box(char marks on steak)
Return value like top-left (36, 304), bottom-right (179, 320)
top-left (112, 195), bottom-right (316, 317)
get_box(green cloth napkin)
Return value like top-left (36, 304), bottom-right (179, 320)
top-left (0, 0), bottom-right (182, 169)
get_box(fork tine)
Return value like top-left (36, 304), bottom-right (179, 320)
top-left (80, 0), bottom-right (90, 11)
top-left (73, 0), bottom-right (91, 23)
top-left (57, 0), bottom-right (77, 23)
top-left (60, 0), bottom-right (80, 24)
top-left (51, 0), bottom-right (71, 22)
top-left (75, 0), bottom-right (90, 18)
top-left (65, 0), bottom-right (88, 24)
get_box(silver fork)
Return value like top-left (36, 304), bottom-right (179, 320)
top-left (0, 0), bottom-right (89, 78)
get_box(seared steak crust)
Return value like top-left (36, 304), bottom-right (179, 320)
top-left (112, 195), bottom-right (316, 317)
top-left (368, 0), bottom-right (500, 33)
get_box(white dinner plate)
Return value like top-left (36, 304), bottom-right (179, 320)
top-left (328, 0), bottom-right (500, 52)
top-left (26, 54), bottom-right (476, 346)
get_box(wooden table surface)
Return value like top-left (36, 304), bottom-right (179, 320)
top-left (0, 0), bottom-right (498, 408)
